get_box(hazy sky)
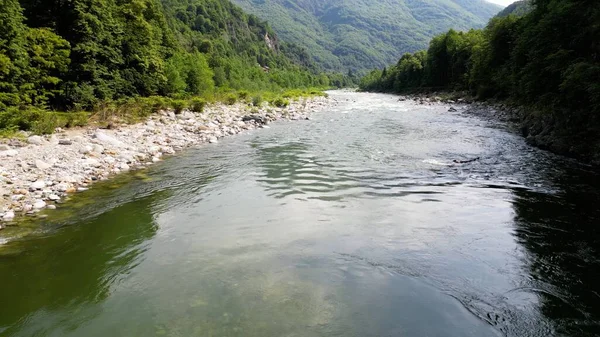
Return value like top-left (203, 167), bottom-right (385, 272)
top-left (486, 0), bottom-right (513, 6)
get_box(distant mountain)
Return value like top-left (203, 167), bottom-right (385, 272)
top-left (496, 0), bottom-right (533, 17)
top-left (230, 0), bottom-right (502, 72)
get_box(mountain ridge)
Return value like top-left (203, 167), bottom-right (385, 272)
top-left (230, 0), bottom-right (503, 72)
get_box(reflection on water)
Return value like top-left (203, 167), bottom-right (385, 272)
top-left (511, 169), bottom-right (600, 337)
top-left (0, 193), bottom-right (161, 336)
top-left (1, 91), bottom-right (600, 336)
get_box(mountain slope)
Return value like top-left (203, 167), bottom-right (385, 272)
top-left (496, 0), bottom-right (533, 17)
top-left (230, 0), bottom-right (502, 72)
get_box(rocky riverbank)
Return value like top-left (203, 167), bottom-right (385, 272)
top-left (399, 92), bottom-right (600, 164)
top-left (0, 96), bottom-right (336, 228)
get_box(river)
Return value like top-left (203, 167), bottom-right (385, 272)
top-left (1, 91), bottom-right (599, 337)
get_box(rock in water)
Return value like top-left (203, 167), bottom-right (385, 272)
top-left (448, 107), bottom-right (458, 112)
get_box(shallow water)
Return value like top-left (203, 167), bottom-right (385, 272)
top-left (1, 91), bottom-right (600, 337)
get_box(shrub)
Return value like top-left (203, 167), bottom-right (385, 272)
top-left (272, 97), bottom-right (290, 108)
top-left (225, 94), bottom-right (237, 105)
top-left (237, 90), bottom-right (250, 101)
top-left (171, 100), bottom-right (187, 114)
top-left (252, 95), bottom-right (263, 107)
top-left (190, 98), bottom-right (206, 112)
top-left (32, 111), bottom-right (60, 135)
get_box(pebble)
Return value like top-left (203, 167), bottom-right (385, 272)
top-left (47, 205), bottom-right (57, 210)
top-left (48, 194), bottom-right (60, 201)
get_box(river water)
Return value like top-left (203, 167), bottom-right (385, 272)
top-left (1, 91), bottom-right (600, 337)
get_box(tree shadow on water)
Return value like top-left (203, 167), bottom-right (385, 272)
top-left (0, 187), bottom-right (166, 336)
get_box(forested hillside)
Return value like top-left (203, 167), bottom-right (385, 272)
top-left (230, 0), bottom-right (502, 72)
top-left (0, 0), bottom-right (345, 133)
top-left (360, 0), bottom-right (600, 162)
top-left (496, 0), bottom-right (532, 17)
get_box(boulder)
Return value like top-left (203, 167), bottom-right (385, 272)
top-left (28, 135), bottom-right (44, 145)
top-left (2, 211), bottom-right (15, 221)
top-left (30, 180), bottom-right (46, 190)
top-left (0, 149), bottom-right (18, 157)
top-left (33, 200), bottom-right (46, 209)
top-left (95, 131), bottom-right (126, 148)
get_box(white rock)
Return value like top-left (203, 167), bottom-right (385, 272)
top-left (104, 156), bottom-right (116, 164)
top-left (28, 135), bottom-right (44, 145)
top-left (92, 144), bottom-right (104, 153)
top-left (79, 145), bottom-right (93, 154)
top-left (47, 205), bottom-right (57, 210)
top-left (35, 160), bottom-right (52, 170)
top-left (2, 211), bottom-right (15, 221)
top-left (48, 194), bottom-right (60, 201)
top-left (30, 181), bottom-right (46, 190)
top-left (208, 137), bottom-right (218, 144)
top-left (77, 187), bottom-right (89, 192)
top-left (33, 200), bottom-right (46, 209)
top-left (95, 131), bottom-right (126, 148)
top-left (84, 158), bottom-right (101, 167)
top-left (1, 149), bottom-right (18, 157)
top-left (0, 144), bottom-right (11, 151)
top-left (55, 183), bottom-right (69, 192)
top-left (152, 157), bottom-right (161, 163)
top-left (23, 204), bottom-right (33, 212)
top-left (119, 163), bottom-right (130, 171)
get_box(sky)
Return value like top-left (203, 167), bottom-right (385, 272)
top-left (486, 0), bottom-right (513, 6)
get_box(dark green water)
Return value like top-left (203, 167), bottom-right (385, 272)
top-left (1, 91), bottom-right (600, 337)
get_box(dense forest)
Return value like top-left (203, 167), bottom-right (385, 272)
top-left (231, 0), bottom-right (501, 73)
top-left (360, 0), bottom-right (600, 162)
top-left (0, 0), bottom-right (351, 133)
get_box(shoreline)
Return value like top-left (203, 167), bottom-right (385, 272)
top-left (392, 91), bottom-right (599, 166)
top-left (0, 95), bottom-right (337, 228)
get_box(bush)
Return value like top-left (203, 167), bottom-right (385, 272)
top-left (190, 98), bottom-right (206, 112)
top-left (251, 95), bottom-right (263, 107)
top-left (225, 94), bottom-right (237, 105)
top-left (171, 100), bottom-right (187, 114)
top-left (237, 90), bottom-right (250, 101)
top-left (272, 97), bottom-right (290, 108)
top-left (32, 111), bottom-right (60, 135)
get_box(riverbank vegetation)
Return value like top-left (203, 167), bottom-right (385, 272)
top-left (360, 0), bottom-right (600, 162)
top-left (0, 0), bottom-right (348, 135)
